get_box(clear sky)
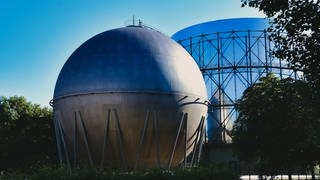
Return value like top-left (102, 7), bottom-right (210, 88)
top-left (0, 0), bottom-right (265, 107)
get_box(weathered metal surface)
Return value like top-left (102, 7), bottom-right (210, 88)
top-left (54, 26), bottom-right (206, 99)
top-left (53, 26), bottom-right (208, 169)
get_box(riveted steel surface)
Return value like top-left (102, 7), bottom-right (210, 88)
top-left (53, 26), bottom-right (208, 169)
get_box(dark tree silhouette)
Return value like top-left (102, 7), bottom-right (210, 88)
top-left (232, 74), bottom-right (320, 179)
top-left (0, 96), bottom-right (55, 170)
top-left (239, 1), bottom-right (320, 179)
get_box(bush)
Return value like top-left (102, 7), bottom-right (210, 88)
top-left (0, 96), bottom-right (55, 170)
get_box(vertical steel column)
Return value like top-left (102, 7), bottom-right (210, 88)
top-left (197, 116), bottom-right (206, 165)
top-left (201, 34), bottom-right (205, 68)
top-left (232, 34), bottom-right (238, 102)
top-left (113, 109), bottom-right (128, 170)
top-left (248, 30), bottom-right (253, 85)
top-left (267, 31), bottom-right (274, 74)
top-left (278, 41), bottom-right (283, 79)
top-left (245, 35), bottom-right (250, 87)
top-left (190, 37), bottom-right (193, 57)
top-left (53, 115), bottom-right (63, 165)
top-left (190, 116), bottom-right (205, 167)
top-left (183, 113), bottom-right (188, 168)
top-left (100, 109), bottom-right (111, 167)
top-left (168, 112), bottom-right (186, 169)
top-left (216, 32), bottom-right (223, 143)
top-left (55, 117), bottom-right (71, 168)
top-left (135, 109), bottom-right (160, 170)
top-left (135, 109), bottom-right (150, 170)
top-left (73, 111), bottom-right (77, 167)
top-left (77, 111), bottom-right (94, 166)
top-left (152, 110), bottom-right (161, 167)
top-left (198, 39), bottom-right (201, 66)
top-left (264, 30), bottom-right (269, 73)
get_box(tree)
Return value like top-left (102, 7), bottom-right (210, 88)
top-left (0, 96), bottom-right (56, 170)
top-left (240, 1), bottom-right (320, 178)
top-left (241, 0), bottom-right (320, 89)
top-left (232, 74), bottom-right (320, 178)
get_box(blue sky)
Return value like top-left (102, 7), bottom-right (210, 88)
top-left (0, 0), bottom-right (264, 107)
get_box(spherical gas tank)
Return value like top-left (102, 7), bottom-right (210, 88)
top-left (53, 25), bottom-right (208, 169)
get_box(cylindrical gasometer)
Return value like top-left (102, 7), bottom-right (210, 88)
top-left (52, 25), bottom-right (208, 169)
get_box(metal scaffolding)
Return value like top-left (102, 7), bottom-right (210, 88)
top-left (177, 30), bottom-right (303, 144)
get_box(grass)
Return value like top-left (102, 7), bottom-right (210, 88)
top-left (0, 164), bottom-right (239, 180)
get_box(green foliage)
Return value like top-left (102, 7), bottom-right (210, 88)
top-left (0, 96), bottom-right (55, 170)
top-left (240, 1), bottom-right (320, 178)
top-left (232, 74), bottom-right (320, 175)
top-left (0, 164), bottom-right (239, 180)
top-left (241, 0), bottom-right (320, 88)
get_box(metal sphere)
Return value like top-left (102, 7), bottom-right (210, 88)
top-left (53, 26), bottom-right (208, 169)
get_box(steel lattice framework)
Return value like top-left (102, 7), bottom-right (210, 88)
top-left (177, 30), bottom-right (303, 143)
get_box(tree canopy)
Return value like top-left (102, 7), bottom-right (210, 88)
top-left (238, 1), bottom-right (320, 178)
top-left (241, 0), bottom-right (320, 88)
top-left (232, 74), bottom-right (320, 175)
top-left (0, 96), bottom-right (55, 170)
